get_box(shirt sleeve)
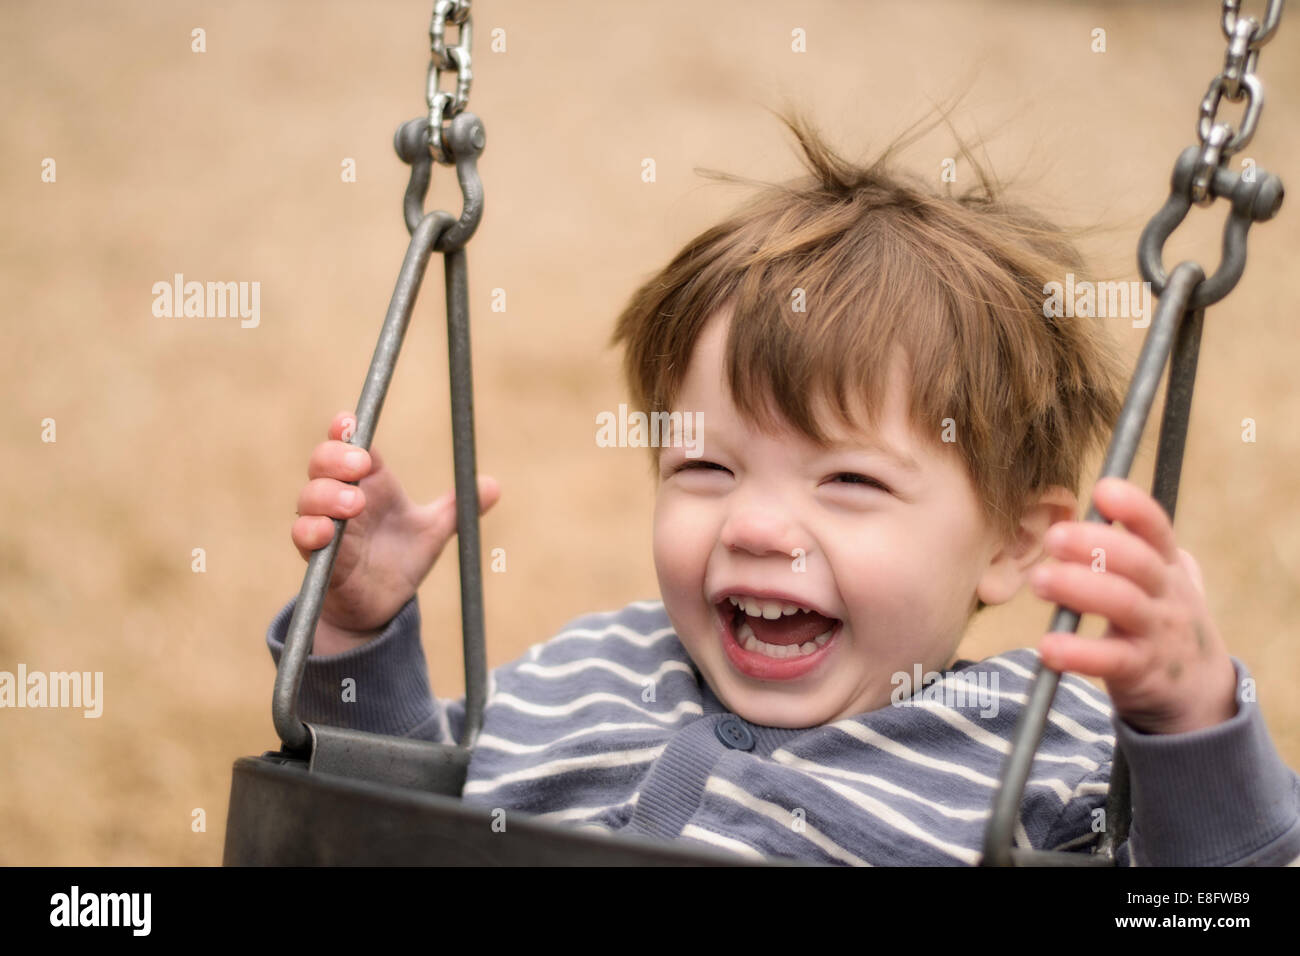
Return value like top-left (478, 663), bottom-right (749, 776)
top-left (1047, 655), bottom-right (1300, 866)
top-left (264, 594), bottom-right (466, 744)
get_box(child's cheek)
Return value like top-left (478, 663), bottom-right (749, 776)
top-left (655, 500), bottom-right (720, 622)
top-left (652, 500), bottom-right (698, 591)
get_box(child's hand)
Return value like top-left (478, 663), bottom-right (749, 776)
top-left (291, 410), bottom-right (501, 644)
top-left (1029, 476), bottom-right (1238, 735)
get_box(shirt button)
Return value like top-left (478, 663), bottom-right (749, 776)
top-left (715, 715), bottom-right (755, 751)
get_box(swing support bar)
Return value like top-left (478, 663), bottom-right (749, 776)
top-left (982, 261), bottom-right (1201, 867)
top-left (981, 144), bottom-right (1284, 868)
top-left (268, 112), bottom-right (489, 795)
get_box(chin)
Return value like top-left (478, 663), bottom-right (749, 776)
top-left (729, 693), bottom-right (832, 729)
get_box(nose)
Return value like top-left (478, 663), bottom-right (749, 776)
top-left (719, 501), bottom-right (803, 560)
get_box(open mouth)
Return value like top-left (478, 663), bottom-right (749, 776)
top-left (715, 596), bottom-right (842, 679)
top-left (722, 598), bottom-right (838, 657)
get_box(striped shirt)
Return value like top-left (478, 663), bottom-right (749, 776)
top-left (267, 596), bottom-right (1300, 865)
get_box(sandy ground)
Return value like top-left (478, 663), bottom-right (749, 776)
top-left (2, 0), bottom-right (1298, 865)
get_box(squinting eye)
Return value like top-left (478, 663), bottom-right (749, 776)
top-left (676, 460), bottom-right (730, 474)
top-left (670, 462), bottom-right (888, 492)
top-left (832, 472), bottom-right (890, 492)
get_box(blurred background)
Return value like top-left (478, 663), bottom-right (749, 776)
top-left (2, 0), bottom-right (1297, 865)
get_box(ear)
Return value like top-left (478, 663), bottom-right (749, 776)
top-left (976, 485), bottom-right (1078, 607)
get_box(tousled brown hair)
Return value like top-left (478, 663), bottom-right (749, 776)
top-left (609, 105), bottom-right (1128, 591)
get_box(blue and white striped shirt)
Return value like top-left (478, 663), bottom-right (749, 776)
top-left (267, 596), bottom-right (1300, 865)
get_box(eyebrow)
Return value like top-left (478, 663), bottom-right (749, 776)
top-left (659, 414), bottom-right (700, 445)
top-left (823, 437), bottom-right (922, 473)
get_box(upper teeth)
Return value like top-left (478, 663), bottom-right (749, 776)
top-left (727, 595), bottom-right (813, 619)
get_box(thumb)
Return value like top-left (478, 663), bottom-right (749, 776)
top-left (416, 475), bottom-right (502, 542)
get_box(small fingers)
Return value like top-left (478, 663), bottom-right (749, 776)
top-left (308, 438), bottom-right (372, 482)
top-left (325, 411), bottom-right (385, 472)
top-left (291, 514), bottom-right (338, 558)
top-left (1039, 631), bottom-right (1146, 683)
top-left (1029, 560), bottom-right (1155, 635)
top-left (328, 410), bottom-right (356, 442)
top-left (297, 477), bottom-right (366, 520)
top-left (1042, 519), bottom-right (1167, 598)
top-left (1091, 477), bottom-right (1179, 564)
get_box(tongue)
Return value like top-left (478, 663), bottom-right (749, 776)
top-left (744, 610), bottom-right (837, 646)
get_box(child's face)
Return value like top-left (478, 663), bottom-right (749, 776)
top-left (653, 307), bottom-right (1011, 728)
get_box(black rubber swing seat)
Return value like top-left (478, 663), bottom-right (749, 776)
top-left (224, 752), bottom-right (795, 866)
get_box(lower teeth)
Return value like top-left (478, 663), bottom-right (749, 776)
top-left (735, 619), bottom-right (833, 659)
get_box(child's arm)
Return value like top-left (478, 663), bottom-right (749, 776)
top-left (1042, 653), bottom-right (1300, 865)
top-left (265, 593), bottom-right (466, 744)
top-left (1111, 655), bottom-right (1300, 866)
top-left (1031, 477), bottom-right (1300, 865)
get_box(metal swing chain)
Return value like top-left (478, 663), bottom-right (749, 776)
top-left (982, 0), bottom-right (1285, 866)
top-left (427, 0), bottom-right (474, 165)
top-left (1191, 0), bottom-right (1284, 204)
top-left (273, 0), bottom-right (488, 763)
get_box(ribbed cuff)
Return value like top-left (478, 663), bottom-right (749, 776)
top-left (1118, 656), bottom-right (1300, 866)
top-left (265, 595), bottom-right (438, 737)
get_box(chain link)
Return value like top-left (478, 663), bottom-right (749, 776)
top-left (1221, 0), bottom-right (1284, 46)
top-left (1192, 0), bottom-right (1285, 204)
top-left (426, 0), bottom-right (474, 164)
top-left (1218, 15), bottom-right (1259, 98)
